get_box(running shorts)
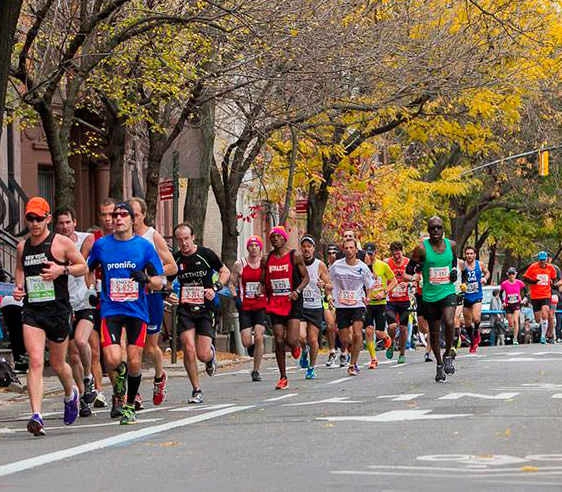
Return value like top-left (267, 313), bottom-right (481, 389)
top-left (385, 301), bottom-right (410, 326)
top-left (70, 308), bottom-right (96, 339)
top-left (366, 304), bottom-right (386, 331)
top-left (177, 309), bottom-right (215, 339)
top-left (463, 297), bottom-right (482, 308)
top-left (100, 315), bottom-right (147, 348)
top-left (505, 303), bottom-right (521, 314)
top-left (22, 305), bottom-right (72, 343)
top-left (301, 308), bottom-right (324, 330)
top-left (336, 307), bottom-right (366, 330)
top-left (423, 294), bottom-right (457, 322)
top-left (531, 298), bottom-right (550, 312)
top-left (239, 309), bottom-right (266, 330)
top-left (415, 293), bottom-right (428, 318)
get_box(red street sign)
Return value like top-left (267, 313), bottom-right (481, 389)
top-left (160, 179), bottom-right (174, 201)
top-left (295, 199), bottom-right (308, 214)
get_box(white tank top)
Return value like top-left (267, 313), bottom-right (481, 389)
top-left (69, 231), bottom-right (90, 311)
top-left (303, 259), bottom-right (323, 309)
top-left (142, 227), bottom-right (156, 246)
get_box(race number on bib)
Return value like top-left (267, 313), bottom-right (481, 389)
top-left (390, 284), bottom-right (407, 298)
top-left (339, 290), bottom-right (357, 306)
top-left (271, 278), bottom-right (291, 296)
top-left (537, 274), bottom-right (549, 286)
top-left (109, 278), bottom-right (139, 302)
top-left (507, 293), bottom-right (519, 304)
top-left (429, 267), bottom-right (450, 285)
top-left (181, 285), bottom-right (205, 305)
top-left (466, 282), bottom-right (479, 294)
top-left (26, 275), bottom-right (55, 303)
top-left (244, 282), bottom-right (261, 299)
top-left (303, 287), bottom-right (320, 304)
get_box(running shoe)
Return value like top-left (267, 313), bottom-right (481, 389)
top-left (326, 352), bottom-right (337, 368)
top-left (188, 389), bottom-right (204, 404)
top-left (275, 377), bottom-right (289, 390)
top-left (79, 396), bottom-right (92, 418)
top-left (93, 392), bottom-right (108, 408)
top-left (513, 340), bottom-right (519, 346)
top-left (368, 359), bottom-right (378, 369)
top-left (424, 352), bottom-right (433, 363)
top-left (251, 370), bottom-right (263, 382)
top-left (540, 336), bottom-right (547, 344)
top-left (291, 345), bottom-right (302, 360)
top-left (435, 364), bottom-right (446, 383)
top-left (113, 362), bottom-right (127, 397)
top-left (455, 336), bottom-right (462, 350)
top-left (120, 404), bottom-right (137, 425)
top-left (397, 355), bottom-right (406, 364)
top-left (339, 353), bottom-right (350, 367)
top-left (110, 394), bottom-right (124, 418)
top-left (27, 413), bottom-right (45, 436)
top-left (347, 364), bottom-right (359, 376)
top-left (153, 370), bottom-right (167, 405)
top-left (468, 344), bottom-right (477, 354)
top-left (133, 393), bottom-right (144, 411)
top-left (443, 354), bottom-right (455, 375)
top-left (305, 367), bottom-right (317, 379)
top-left (385, 346), bottom-right (394, 360)
top-left (450, 347), bottom-right (457, 359)
top-left (299, 345), bottom-right (309, 369)
top-left (473, 332), bottom-right (481, 348)
top-left (206, 344), bottom-right (217, 376)
top-left (383, 334), bottom-right (392, 350)
top-left (63, 387), bottom-right (79, 425)
top-left (83, 376), bottom-right (97, 404)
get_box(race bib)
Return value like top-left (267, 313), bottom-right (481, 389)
top-left (429, 266), bottom-right (450, 285)
top-left (537, 274), bottom-right (549, 286)
top-left (244, 282), bottom-right (261, 299)
top-left (271, 278), bottom-right (291, 296)
top-left (109, 278), bottom-right (139, 302)
top-left (26, 275), bottom-right (55, 303)
top-left (181, 285), bottom-right (205, 305)
top-left (339, 289), bottom-right (357, 306)
top-left (390, 284), bottom-right (407, 298)
top-left (303, 287), bottom-right (321, 304)
top-left (466, 281), bottom-right (479, 294)
top-left (507, 293), bottom-right (519, 304)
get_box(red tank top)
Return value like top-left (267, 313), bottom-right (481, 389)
top-left (387, 256), bottom-right (410, 303)
top-left (265, 250), bottom-right (295, 316)
top-left (240, 259), bottom-right (266, 311)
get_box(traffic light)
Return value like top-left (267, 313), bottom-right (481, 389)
top-left (538, 149), bottom-right (549, 176)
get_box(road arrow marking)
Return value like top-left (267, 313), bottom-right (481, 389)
top-left (284, 397), bottom-right (362, 407)
top-left (317, 409), bottom-right (471, 422)
top-left (438, 392), bottom-right (519, 400)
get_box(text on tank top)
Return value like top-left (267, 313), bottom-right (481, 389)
top-left (265, 250), bottom-right (295, 316)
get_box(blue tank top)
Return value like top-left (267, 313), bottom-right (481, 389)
top-left (88, 235), bottom-right (163, 322)
top-left (464, 261), bottom-right (483, 302)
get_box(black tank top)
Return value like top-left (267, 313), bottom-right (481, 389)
top-left (22, 232), bottom-right (69, 308)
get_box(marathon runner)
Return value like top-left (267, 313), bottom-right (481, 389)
top-left (87, 202), bottom-right (164, 424)
top-left (364, 242), bottom-right (396, 369)
top-left (14, 197), bottom-right (87, 435)
top-left (299, 235), bottom-right (331, 379)
top-left (499, 267), bottom-right (525, 345)
top-left (461, 246), bottom-right (490, 353)
top-left (129, 197), bottom-right (177, 407)
top-left (230, 235), bottom-right (267, 382)
top-left (329, 238), bottom-right (375, 376)
top-left (523, 250), bottom-right (557, 344)
top-left (324, 244), bottom-right (339, 368)
top-left (169, 223), bottom-right (230, 403)
top-left (54, 207), bottom-right (97, 417)
top-left (385, 242), bottom-right (413, 364)
top-left (263, 226), bottom-right (309, 389)
top-left (408, 216), bottom-right (458, 382)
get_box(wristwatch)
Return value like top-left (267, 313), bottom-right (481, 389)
top-left (63, 266), bottom-right (70, 276)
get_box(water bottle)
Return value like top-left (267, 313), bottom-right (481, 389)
top-left (172, 279), bottom-right (180, 302)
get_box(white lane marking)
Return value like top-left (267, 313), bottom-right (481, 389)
top-left (391, 363), bottom-right (408, 368)
top-left (438, 392), bottom-right (519, 400)
top-left (283, 397), bottom-right (362, 407)
top-left (332, 470), bottom-right (562, 478)
top-left (325, 377), bottom-right (352, 385)
top-left (318, 409), bottom-right (471, 422)
top-left (168, 404), bottom-right (234, 412)
top-left (263, 393), bottom-right (298, 402)
top-left (0, 405), bottom-right (254, 478)
top-left (532, 352), bottom-right (562, 356)
top-left (6, 418), bottom-right (163, 433)
top-left (214, 370), bottom-right (249, 377)
top-left (456, 354), bottom-right (486, 359)
top-left (39, 405), bottom-right (173, 418)
top-left (377, 394), bottom-right (423, 401)
top-left (488, 357), bottom-right (562, 362)
top-left (377, 361), bottom-right (394, 365)
top-left (552, 394), bottom-right (562, 399)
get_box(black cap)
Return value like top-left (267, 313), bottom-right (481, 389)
top-left (507, 267), bottom-right (517, 274)
top-left (114, 202), bottom-right (135, 218)
top-left (327, 243), bottom-right (339, 254)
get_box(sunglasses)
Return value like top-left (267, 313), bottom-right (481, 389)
top-left (26, 214), bottom-right (47, 223)
top-left (429, 225), bottom-right (443, 230)
top-left (112, 211), bottom-right (130, 219)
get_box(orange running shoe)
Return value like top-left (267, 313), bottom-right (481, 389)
top-left (152, 370), bottom-right (167, 406)
top-left (368, 359), bottom-right (378, 369)
top-left (383, 335), bottom-right (392, 349)
top-left (291, 345), bottom-right (302, 360)
top-left (275, 377), bottom-right (289, 390)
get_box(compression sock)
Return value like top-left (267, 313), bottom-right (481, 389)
top-left (366, 340), bottom-right (376, 359)
top-left (127, 373), bottom-right (142, 406)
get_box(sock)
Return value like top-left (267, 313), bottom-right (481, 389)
top-left (329, 349), bottom-right (336, 354)
top-left (64, 388), bottom-right (76, 402)
top-left (154, 375), bottom-right (163, 383)
top-left (127, 373), bottom-right (142, 407)
top-left (541, 320), bottom-right (548, 338)
top-left (366, 340), bottom-right (376, 359)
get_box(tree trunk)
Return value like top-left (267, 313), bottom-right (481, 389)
top-left (145, 133), bottom-right (166, 223)
top-left (104, 103), bottom-right (126, 200)
top-left (0, 0), bottom-right (22, 139)
top-left (220, 189), bottom-right (239, 268)
top-left (307, 179), bottom-right (330, 244)
top-left (487, 242), bottom-right (497, 282)
top-left (279, 127), bottom-right (298, 226)
top-left (184, 98), bottom-right (214, 240)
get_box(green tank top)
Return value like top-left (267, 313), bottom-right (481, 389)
top-left (422, 238), bottom-right (456, 302)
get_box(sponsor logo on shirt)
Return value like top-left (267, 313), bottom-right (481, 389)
top-left (107, 260), bottom-right (137, 271)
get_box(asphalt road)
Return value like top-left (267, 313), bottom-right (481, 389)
top-left (2, 343), bottom-right (562, 491)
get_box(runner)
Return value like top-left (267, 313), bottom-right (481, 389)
top-left (13, 197), bottom-right (87, 435)
top-left (499, 267), bottom-right (526, 345)
top-left (81, 197), bottom-right (116, 408)
top-left (329, 238), bottom-right (375, 376)
top-left (129, 197), bottom-right (178, 407)
top-left (408, 216), bottom-right (458, 382)
top-left (229, 235), bottom-right (267, 382)
top-left (324, 244), bottom-right (339, 368)
top-left (523, 251), bottom-right (557, 344)
top-left (385, 242), bottom-right (414, 364)
top-left (54, 207), bottom-right (97, 417)
top-left (337, 230), bottom-right (366, 261)
top-left (414, 270), bottom-right (433, 362)
top-left (87, 202), bottom-right (164, 424)
top-left (263, 226), bottom-right (309, 390)
top-left (169, 223), bottom-right (230, 403)
top-left (461, 246), bottom-right (490, 353)
top-left (364, 243), bottom-right (396, 369)
top-left (299, 235), bottom-right (332, 379)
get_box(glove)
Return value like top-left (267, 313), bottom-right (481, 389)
top-left (130, 270), bottom-right (150, 285)
top-left (449, 267), bottom-right (458, 283)
top-left (87, 286), bottom-right (99, 307)
top-left (405, 260), bottom-right (421, 275)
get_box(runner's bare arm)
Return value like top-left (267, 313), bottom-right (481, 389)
top-left (153, 231), bottom-right (178, 277)
top-left (293, 251), bottom-right (310, 293)
top-left (217, 264), bottom-right (230, 288)
top-left (480, 261), bottom-right (490, 284)
top-left (41, 235), bottom-right (87, 280)
top-left (318, 261), bottom-right (332, 297)
top-left (229, 261), bottom-right (242, 297)
top-left (406, 243), bottom-right (426, 274)
top-left (80, 234), bottom-right (94, 259)
top-left (13, 242), bottom-right (25, 300)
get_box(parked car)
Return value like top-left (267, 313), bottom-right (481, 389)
top-left (479, 285), bottom-right (510, 346)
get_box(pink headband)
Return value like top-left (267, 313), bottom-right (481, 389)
top-left (246, 235), bottom-right (264, 250)
top-left (269, 226), bottom-right (288, 241)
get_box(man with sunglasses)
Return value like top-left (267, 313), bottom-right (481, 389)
top-left (13, 197), bottom-right (88, 436)
top-left (408, 216), bottom-right (458, 383)
top-left (87, 202), bottom-right (164, 425)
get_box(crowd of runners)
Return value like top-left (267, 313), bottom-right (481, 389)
top-left (11, 196), bottom-right (562, 436)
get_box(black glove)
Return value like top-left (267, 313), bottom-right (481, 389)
top-left (405, 260), bottom-right (421, 275)
top-left (130, 270), bottom-right (150, 285)
top-left (449, 267), bottom-right (458, 283)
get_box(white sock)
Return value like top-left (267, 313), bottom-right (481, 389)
top-left (541, 320), bottom-right (548, 337)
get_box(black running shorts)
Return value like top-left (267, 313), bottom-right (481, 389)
top-left (239, 309), bottom-right (266, 331)
top-left (22, 304), bottom-right (71, 343)
top-left (336, 307), bottom-right (366, 330)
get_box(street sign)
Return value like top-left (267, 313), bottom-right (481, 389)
top-left (295, 199), bottom-right (308, 214)
top-left (159, 179), bottom-right (174, 201)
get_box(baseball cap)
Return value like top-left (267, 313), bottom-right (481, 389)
top-left (25, 197), bottom-right (50, 217)
top-left (327, 244), bottom-right (339, 254)
top-left (507, 267), bottom-right (517, 274)
top-left (364, 242), bottom-right (376, 255)
top-left (538, 251), bottom-right (548, 261)
top-left (300, 234), bottom-right (315, 246)
top-left (114, 201), bottom-right (135, 218)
